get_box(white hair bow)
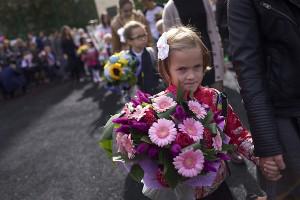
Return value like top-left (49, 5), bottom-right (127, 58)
top-left (117, 27), bottom-right (125, 43)
top-left (157, 32), bottom-right (169, 60)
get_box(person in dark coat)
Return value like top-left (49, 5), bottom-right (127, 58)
top-left (61, 26), bottom-right (83, 81)
top-left (229, 0), bottom-right (300, 199)
top-left (0, 63), bottom-right (26, 98)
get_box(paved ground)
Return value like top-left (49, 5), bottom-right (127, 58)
top-left (0, 72), bottom-right (264, 200)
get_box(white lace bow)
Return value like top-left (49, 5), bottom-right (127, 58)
top-left (157, 32), bottom-right (169, 60)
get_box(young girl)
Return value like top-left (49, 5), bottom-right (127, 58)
top-left (123, 20), bottom-right (162, 95)
top-left (142, 26), bottom-right (280, 200)
top-left (81, 40), bottom-right (101, 83)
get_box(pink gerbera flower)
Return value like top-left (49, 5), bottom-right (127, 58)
top-left (173, 149), bottom-right (205, 177)
top-left (178, 118), bottom-right (204, 142)
top-left (188, 100), bottom-right (207, 119)
top-left (116, 133), bottom-right (136, 159)
top-left (212, 133), bottom-right (223, 151)
top-left (148, 119), bottom-right (177, 147)
top-left (130, 105), bottom-right (149, 121)
top-left (152, 95), bottom-right (177, 113)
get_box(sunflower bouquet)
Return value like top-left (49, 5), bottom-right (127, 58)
top-left (99, 89), bottom-right (234, 193)
top-left (103, 51), bottom-right (138, 92)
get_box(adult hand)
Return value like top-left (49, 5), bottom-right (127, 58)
top-left (259, 154), bottom-right (286, 181)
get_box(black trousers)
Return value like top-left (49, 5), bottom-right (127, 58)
top-left (258, 117), bottom-right (300, 200)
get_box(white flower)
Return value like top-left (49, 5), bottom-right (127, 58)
top-left (129, 105), bottom-right (150, 121)
top-left (157, 32), bottom-right (169, 60)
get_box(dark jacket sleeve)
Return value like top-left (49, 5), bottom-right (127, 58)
top-left (228, 0), bottom-right (282, 157)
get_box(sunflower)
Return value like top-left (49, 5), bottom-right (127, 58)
top-left (109, 63), bottom-right (123, 80)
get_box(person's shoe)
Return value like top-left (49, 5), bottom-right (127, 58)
top-left (230, 152), bottom-right (244, 164)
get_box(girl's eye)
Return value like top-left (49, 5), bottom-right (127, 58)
top-left (177, 67), bottom-right (187, 71)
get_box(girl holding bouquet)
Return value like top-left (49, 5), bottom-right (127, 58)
top-left (154, 26), bottom-right (281, 199)
top-left (101, 27), bottom-right (280, 200)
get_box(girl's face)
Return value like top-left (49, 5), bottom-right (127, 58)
top-left (169, 47), bottom-right (204, 93)
top-left (120, 2), bottom-right (133, 19)
top-left (128, 27), bottom-right (147, 52)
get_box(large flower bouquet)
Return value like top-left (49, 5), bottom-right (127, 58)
top-left (99, 89), bottom-right (233, 190)
top-left (103, 50), bottom-right (137, 93)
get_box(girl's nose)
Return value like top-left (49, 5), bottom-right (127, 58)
top-left (186, 71), bottom-right (195, 80)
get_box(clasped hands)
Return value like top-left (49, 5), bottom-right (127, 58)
top-left (258, 154), bottom-right (286, 181)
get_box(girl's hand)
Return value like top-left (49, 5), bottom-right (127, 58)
top-left (260, 160), bottom-right (282, 181)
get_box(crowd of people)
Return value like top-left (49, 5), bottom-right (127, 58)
top-left (0, 13), bottom-right (114, 100)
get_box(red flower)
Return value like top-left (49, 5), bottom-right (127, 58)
top-left (142, 110), bottom-right (157, 125)
top-left (156, 168), bottom-right (169, 187)
top-left (203, 128), bottom-right (213, 149)
top-left (175, 132), bottom-right (194, 148)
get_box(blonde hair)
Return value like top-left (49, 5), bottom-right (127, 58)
top-left (158, 26), bottom-right (210, 83)
top-left (123, 20), bottom-right (146, 41)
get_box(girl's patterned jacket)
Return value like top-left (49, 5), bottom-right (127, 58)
top-left (167, 85), bottom-right (256, 198)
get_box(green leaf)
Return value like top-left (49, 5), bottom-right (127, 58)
top-left (222, 144), bottom-right (234, 152)
top-left (129, 164), bottom-right (144, 182)
top-left (164, 156), bottom-right (180, 188)
top-left (205, 154), bottom-right (218, 161)
top-left (158, 150), bottom-right (164, 165)
top-left (182, 143), bottom-right (202, 152)
top-left (140, 136), bottom-right (152, 144)
top-left (100, 113), bottom-right (121, 141)
top-left (207, 123), bottom-right (218, 135)
top-left (158, 149), bottom-right (181, 188)
top-left (189, 89), bottom-right (194, 99)
top-left (203, 110), bottom-right (214, 125)
top-left (99, 139), bottom-right (113, 157)
top-left (176, 83), bottom-right (184, 104)
top-left (157, 106), bottom-right (176, 119)
top-left (99, 113), bottom-right (121, 158)
top-left (203, 148), bottom-right (218, 161)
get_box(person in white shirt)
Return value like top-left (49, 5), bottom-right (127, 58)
top-left (141, 0), bottom-right (164, 41)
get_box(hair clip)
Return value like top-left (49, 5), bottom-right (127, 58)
top-left (157, 32), bottom-right (169, 60)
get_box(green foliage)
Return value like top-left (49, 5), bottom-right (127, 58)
top-left (130, 164), bottom-right (144, 182)
top-left (0, 0), bottom-right (98, 38)
top-left (203, 110), bottom-right (214, 125)
top-left (207, 123), bottom-right (218, 135)
top-left (202, 148), bottom-right (218, 161)
top-left (157, 106), bottom-right (176, 120)
top-left (98, 113), bottom-right (121, 157)
top-left (99, 139), bottom-right (113, 157)
top-left (140, 136), bottom-right (152, 144)
top-left (159, 149), bottom-right (180, 188)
